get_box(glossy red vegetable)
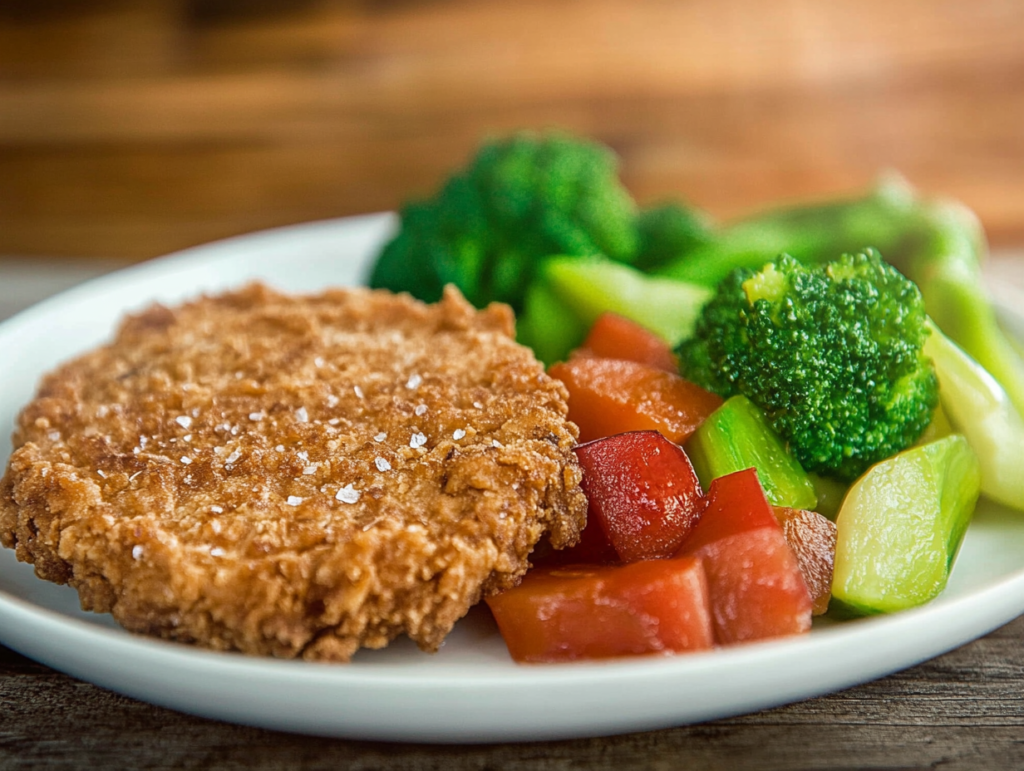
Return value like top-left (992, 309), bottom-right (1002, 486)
top-left (486, 558), bottom-right (714, 663)
top-left (574, 430), bottom-right (706, 562)
top-left (577, 312), bottom-right (677, 372)
top-left (548, 357), bottom-right (722, 444)
top-left (677, 468), bottom-right (812, 645)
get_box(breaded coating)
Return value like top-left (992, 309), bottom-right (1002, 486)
top-left (0, 284), bottom-right (586, 661)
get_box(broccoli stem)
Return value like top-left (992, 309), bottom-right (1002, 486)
top-left (657, 176), bottom-right (1024, 417)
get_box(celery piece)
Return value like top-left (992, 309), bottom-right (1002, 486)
top-left (924, 321), bottom-right (1024, 511)
top-left (656, 175), bottom-right (919, 289)
top-left (516, 280), bottom-right (588, 366)
top-left (541, 256), bottom-right (713, 347)
top-left (831, 435), bottom-right (980, 615)
top-left (685, 395), bottom-right (818, 510)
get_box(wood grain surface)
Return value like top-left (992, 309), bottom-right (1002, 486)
top-left (2, 0), bottom-right (1024, 259)
top-left (3, 618), bottom-right (1024, 771)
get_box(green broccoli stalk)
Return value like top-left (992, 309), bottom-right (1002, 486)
top-left (656, 175), bottom-right (1024, 420)
top-left (369, 132), bottom-right (639, 312)
top-left (678, 250), bottom-right (939, 480)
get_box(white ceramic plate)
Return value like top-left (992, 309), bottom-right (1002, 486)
top-left (3, 214), bottom-right (1024, 744)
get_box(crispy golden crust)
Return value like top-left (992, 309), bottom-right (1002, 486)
top-left (0, 284), bottom-right (586, 661)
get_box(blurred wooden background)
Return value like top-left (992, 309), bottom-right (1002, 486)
top-left (2, 0), bottom-right (1024, 260)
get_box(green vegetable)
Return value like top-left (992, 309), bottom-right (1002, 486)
top-left (517, 256), bottom-right (712, 364)
top-left (656, 175), bottom-right (1024, 420)
top-left (685, 395), bottom-right (818, 510)
top-left (807, 473), bottom-right (849, 522)
top-left (657, 174), bottom-right (919, 289)
top-left (516, 281), bottom-right (589, 367)
top-left (678, 250), bottom-right (939, 480)
top-left (634, 202), bottom-right (714, 272)
top-left (924, 320), bottom-right (1024, 511)
top-left (369, 132), bottom-right (639, 312)
top-left (831, 434), bottom-right (981, 615)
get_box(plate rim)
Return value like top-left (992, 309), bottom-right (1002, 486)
top-left (2, 214), bottom-right (1023, 743)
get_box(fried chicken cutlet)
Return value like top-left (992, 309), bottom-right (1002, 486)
top-left (0, 284), bottom-right (586, 661)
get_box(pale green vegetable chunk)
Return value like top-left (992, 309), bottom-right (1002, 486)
top-left (686, 395), bottom-right (818, 510)
top-left (832, 435), bottom-right (980, 615)
top-left (924, 321), bottom-right (1024, 511)
top-left (541, 256), bottom-right (712, 347)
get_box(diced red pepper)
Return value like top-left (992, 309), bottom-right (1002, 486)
top-left (573, 430), bottom-right (706, 563)
top-left (577, 312), bottom-right (678, 372)
top-left (772, 506), bottom-right (837, 616)
top-left (533, 512), bottom-right (619, 567)
top-left (677, 468), bottom-right (812, 645)
top-left (486, 558), bottom-right (714, 663)
top-left (548, 357), bottom-right (722, 445)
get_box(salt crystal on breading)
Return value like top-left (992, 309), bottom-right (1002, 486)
top-left (336, 484), bottom-right (360, 504)
top-left (415, 404), bottom-right (427, 416)
top-left (176, 416), bottom-right (192, 429)
top-left (132, 545), bottom-right (143, 560)
top-left (210, 547), bottom-right (225, 557)
top-left (181, 456), bottom-right (192, 465)
top-left (410, 432), bottom-right (427, 449)
top-left (249, 412), bottom-right (264, 421)
top-left (183, 434), bottom-right (192, 442)
top-left (473, 401), bottom-right (483, 409)
top-left (406, 373), bottom-right (422, 390)
top-left (303, 465), bottom-right (318, 475)
top-left (374, 432), bottom-right (387, 442)
top-left (314, 356), bottom-right (325, 368)
top-left (326, 395), bottom-right (339, 408)
top-left (296, 407), bottom-right (309, 423)
top-left (47, 431), bottom-right (60, 441)
top-left (210, 505), bottom-right (224, 514)
top-left (453, 428), bottom-right (466, 440)
top-left (375, 457), bottom-right (392, 472)
top-left (354, 386), bottom-right (364, 399)
top-left (275, 444), bottom-right (284, 452)
top-left (97, 469), bottom-right (107, 479)
top-left (286, 496), bottom-right (303, 506)
top-left (225, 450), bottom-right (241, 464)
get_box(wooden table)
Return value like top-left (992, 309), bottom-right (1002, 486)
top-left (2, 257), bottom-right (1024, 770)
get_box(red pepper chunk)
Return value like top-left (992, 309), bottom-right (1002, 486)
top-left (575, 431), bottom-right (706, 563)
top-left (577, 312), bottom-right (678, 372)
top-left (486, 559), bottom-right (714, 663)
top-left (548, 357), bottom-right (722, 445)
top-left (677, 468), bottom-right (812, 645)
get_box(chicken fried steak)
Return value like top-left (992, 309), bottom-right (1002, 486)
top-left (0, 284), bottom-right (586, 661)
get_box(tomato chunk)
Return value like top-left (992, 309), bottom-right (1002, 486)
top-left (533, 512), bottom-right (619, 566)
top-left (577, 312), bottom-right (677, 372)
top-left (549, 357), bottom-right (722, 444)
top-left (574, 430), bottom-right (706, 562)
top-left (772, 506), bottom-right (837, 616)
top-left (677, 468), bottom-right (812, 644)
top-left (486, 559), bottom-right (713, 663)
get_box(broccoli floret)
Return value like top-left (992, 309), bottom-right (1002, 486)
top-left (369, 132), bottom-right (639, 312)
top-left (678, 250), bottom-right (939, 480)
top-left (634, 202), bottom-right (713, 271)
